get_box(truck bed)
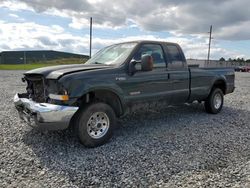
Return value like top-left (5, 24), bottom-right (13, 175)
top-left (188, 67), bottom-right (235, 102)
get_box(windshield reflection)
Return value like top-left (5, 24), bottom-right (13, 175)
top-left (85, 42), bottom-right (137, 66)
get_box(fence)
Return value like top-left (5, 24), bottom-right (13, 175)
top-left (0, 50), bottom-right (88, 64)
top-left (187, 59), bottom-right (250, 68)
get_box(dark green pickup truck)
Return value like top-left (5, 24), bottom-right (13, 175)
top-left (14, 40), bottom-right (235, 147)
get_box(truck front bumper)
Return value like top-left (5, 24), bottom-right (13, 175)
top-left (14, 93), bottom-right (79, 130)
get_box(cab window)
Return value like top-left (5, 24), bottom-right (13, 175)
top-left (166, 44), bottom-right (185, 69)
top-left (133, 44), bottom-right (166, 65)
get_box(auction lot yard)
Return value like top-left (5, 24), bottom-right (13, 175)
top-left (0, 71), bottom-right (250, 187)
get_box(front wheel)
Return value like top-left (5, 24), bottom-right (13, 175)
top-left (75, 102), bottom-right (116, 147)
top-left (204, 88), bottom-right (224, 114)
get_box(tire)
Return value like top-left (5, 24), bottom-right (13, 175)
top-left (204, 88), bottom-right (224, 114)
top-left (75, 102), bottom-right (116, 147)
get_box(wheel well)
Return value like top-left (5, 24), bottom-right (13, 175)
top-left (77, 90), bottom-right (123, 117)
top-left (212, 80), bottom-right (226, 94)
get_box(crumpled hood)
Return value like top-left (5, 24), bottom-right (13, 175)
top-left (24, 64), bottom-right (110, 79)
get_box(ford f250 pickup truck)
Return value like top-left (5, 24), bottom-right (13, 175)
top-left (14, 41), bottom-right (235, 147)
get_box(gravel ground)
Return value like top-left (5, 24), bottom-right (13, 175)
top-left (0, 70), bottom-right (250, 187)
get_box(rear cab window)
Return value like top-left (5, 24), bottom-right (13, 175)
top-left (164, 44), bottom-right (187, 70)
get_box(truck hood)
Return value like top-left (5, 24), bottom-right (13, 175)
top-left (24, 64), bottom-right (111, 79)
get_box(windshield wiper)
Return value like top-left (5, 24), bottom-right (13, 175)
top-left (94, 62), bottom-right (103, 64)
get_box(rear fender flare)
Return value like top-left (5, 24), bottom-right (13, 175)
top-left (209, 76), bottom-right (227, 95)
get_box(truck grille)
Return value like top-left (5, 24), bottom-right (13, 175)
top-left (25, 75), bottom-right (47, 103)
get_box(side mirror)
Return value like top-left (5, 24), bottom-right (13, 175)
top-left (141, 54), bottom-right (153, 71)
top-left (128, 60), bottom-right (137, 76)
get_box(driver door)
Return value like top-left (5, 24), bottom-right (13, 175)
top-left (119, 43), bottom-right (173, 105)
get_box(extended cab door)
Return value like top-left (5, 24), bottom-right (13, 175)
top-left (163, 44), bottom-right (190, 104)
top-left (121, 43), bottom-right (173, 105)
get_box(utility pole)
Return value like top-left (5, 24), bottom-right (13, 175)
top-left (89, 17), bottom-right (93, 58)
top-left (24, 51), bottom-right (26, 64)
top-left (207, 25), bottom-right (212, 64)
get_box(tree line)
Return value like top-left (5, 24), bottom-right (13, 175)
top-left (219, 57), bottom-right (250, 62)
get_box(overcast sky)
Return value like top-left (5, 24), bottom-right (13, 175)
top-left (0, 0), bottom-right (250, 60)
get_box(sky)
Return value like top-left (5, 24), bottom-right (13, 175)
top-left (0, 0), bottom-right (250, 60)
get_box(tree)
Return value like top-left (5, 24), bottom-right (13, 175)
top-left (236, 58), bottom-right (245, 62)
top-left (219, 57), bottom-right (225, 61)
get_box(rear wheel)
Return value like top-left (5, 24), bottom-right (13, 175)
top-left (75, 102), bottom-right (116, 147)
top-left (204, 88), bottom-right (224, 114)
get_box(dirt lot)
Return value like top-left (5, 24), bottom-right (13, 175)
top-left (0, 71), bottom-right (250, 187)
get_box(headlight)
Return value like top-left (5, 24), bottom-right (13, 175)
top-left (47, 80), bottom-right (69, 101)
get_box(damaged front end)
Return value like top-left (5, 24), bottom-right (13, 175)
top-left (25, 74), bottom-right (47, 103)
top-left (14, 74), bottom-right (79, 130)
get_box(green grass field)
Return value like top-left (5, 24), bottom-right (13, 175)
top-left (0, 58), bottom-right (88, 70)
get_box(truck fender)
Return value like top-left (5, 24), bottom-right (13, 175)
top-left (72, 84), bottom-right (126, 117)
top-left (209, 76), bottom-right (227, 94)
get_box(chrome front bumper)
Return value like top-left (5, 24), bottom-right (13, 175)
top-left (14, 93), bottom-right (79, 130)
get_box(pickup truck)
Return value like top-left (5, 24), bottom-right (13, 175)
top-left (14, 40), bottom-right (235, 147)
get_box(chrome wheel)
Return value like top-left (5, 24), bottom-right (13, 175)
top-left (87, 112), bottom-right (110, 139)
top-left (213, 93), bottom-right (222, 109)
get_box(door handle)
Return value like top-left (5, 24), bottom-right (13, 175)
top-left (172, 80), bottom-right (180, 84)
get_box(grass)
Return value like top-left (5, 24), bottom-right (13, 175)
top-left (0, 58), bottom-right (88, 70)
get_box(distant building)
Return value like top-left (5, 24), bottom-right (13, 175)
top-left (0, 50), bottom-right (89, 64)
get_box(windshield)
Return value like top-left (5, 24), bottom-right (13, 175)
top-left (85, 42), bottom-right (137, 65)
